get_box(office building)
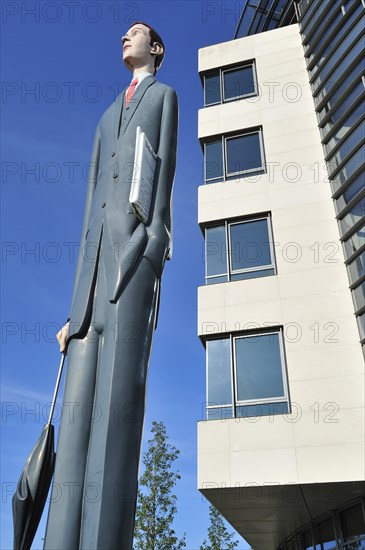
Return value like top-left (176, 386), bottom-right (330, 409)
top-left (197, 0), bottom-right (365, 547)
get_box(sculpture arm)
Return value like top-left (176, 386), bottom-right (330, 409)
top-left (67, 124), bottom-right (101, 318)
top-left (144, 87), bottom-right (178, 277)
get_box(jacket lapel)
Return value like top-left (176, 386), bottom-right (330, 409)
top-left (114, 91), bottom-right (125, 144)
top-left (120, 75), bottom-right (156, 136)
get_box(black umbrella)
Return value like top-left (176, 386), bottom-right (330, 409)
top-left (12, 354), bottom-right (66, 550)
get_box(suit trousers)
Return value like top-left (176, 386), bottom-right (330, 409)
top-left (44, 252), bottom-right (159, 550)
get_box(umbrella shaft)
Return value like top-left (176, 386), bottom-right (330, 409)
top-left (47, 354), bottom-right (66, 426)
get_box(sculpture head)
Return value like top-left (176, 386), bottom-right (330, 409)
top-left (122, 22), bottom-right (165, 75)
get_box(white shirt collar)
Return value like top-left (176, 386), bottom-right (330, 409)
top-left (134, 72), bottom-right (153, 88)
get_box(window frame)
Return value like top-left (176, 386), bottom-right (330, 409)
top-left (203, 138), bottom-right (225, 184)
top-left (205, 328), bottom-right (290, 418)
top-left (203, 61), bottom-right (258, 107)
top-left (224, 129), bottom-right (266, 177)
top-left (204, 214), bottom-right (276, 284)
top-left (233, 330), bottom-right (290, 408)
top-left (203, 72), bottom-right (223, 108)
top-left (203, 128), bottom-right (266, 184)
top-left (205, 336), bottom-right (235, 418)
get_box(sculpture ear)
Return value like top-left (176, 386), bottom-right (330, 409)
top-left (150, 42), bottom-right (163, 57)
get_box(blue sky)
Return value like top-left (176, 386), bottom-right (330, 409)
top-left (1, 1), bottom-right (251, 548)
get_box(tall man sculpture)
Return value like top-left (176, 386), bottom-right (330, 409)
top-left (44, 22), bottom-right (178, 550)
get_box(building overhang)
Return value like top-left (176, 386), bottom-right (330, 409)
top-left (200, 481), bottom-right (365, 549)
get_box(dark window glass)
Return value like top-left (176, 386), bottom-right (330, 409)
top-left (206, 330), bottom-right (289, 421)
top-left (317, 60), bottom-right (364, 120)
top-left (315, 36), bottom-right (364, 104)
top-left (331, 148), bottom-right (364, 190)
top-left (353, 281), bottom-right (365, 310)
top-left (203, 64), bottom-right (258, 107)
top-left (206, 406), bottom-right (233, 420)
top-left (235, 3), bottom-right (257, 38)
top-left (204, 73), bottom-right (221, 106)
top-left (204, 129), bottom-right (265, 183)
top-left (358, 312), bottom-right (365, 340)
top-left (236, 401), bottom-right (289, 418)
top-left (314, 517), bottom-right (336, 550)
top-left (235, 333), bottom-right (285, 402)
top-left (343, 171), bottom-right (365, 204)
top-left (324, 102), bottom-right (365, 157)
top-left (231, 267), bottom-right (275, 281)
top-left (300, 0), bottom-right (332, 35)
top-left (306, 2), bottom-right (348, 64)
top-left (207, 338), bottom-right (232, 405)
top-left (303, 0), bottom-right (342, 48)
top-left (206, 275), bottom-right (227, 285)
top-left (310, 5), bottom-right (362, 71)
top-left (328, 121), bottom-right (365, 173)
top-left (205, 217), bottom-right (275, 285)
top-left (226, 132), bottom-right (263, 175)
top-left (267, 18), bottom-right (277, 31)
top-left (348, 250), bottom-right (365, 284)
top-left (206, 225), bottom-right (227, 281)
top-left (340, 503), bottom-right (365, 544)
top-left (321, 80), bottom-right (364, 139)
top-left (339, 196), bottom-right (365, 235)
top-left (205, 140), bottom-right (223, 182)
top-left (285, 535), bottom-right (298, 550)
top-left (336, 171), bottom-right (365, 214)
top-left (343, 223), bottom-right (365, 258)
top-left (229, 219), bottom-right (272, 272)
top-left (223, 66), bottom-right (256, 101)
top-left (302, 527), bottom-right (315, 550)
top-left (311, 17), bottom-right (365, 89)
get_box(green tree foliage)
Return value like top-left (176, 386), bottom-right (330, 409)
top-left (134, 421), bottom-right (186, 550)
top-left (200, 504), bottom-right (240, 550)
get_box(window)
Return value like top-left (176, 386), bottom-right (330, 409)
top-left (204, 128), bottom-right (265, 183)
top-left (310, 16), bottom-right (365, 86)
top-left (306, 1), bottom-right (358, 66)
top-left (327, 121), bottom-right (365, 172)
top-left (278, 499), bottom-right (365, 550)
top-left (335, 172), bottom-right (365, 215)
top-left (331, 148), bottom-right (364, 190)
top-left (358, 312), bottom-right (365, 340)
top-left (320, 79), bottom-right (365, 139)
top-left (317, 59), bottom-right (364, 121)
top-left (348, 250), bottom-right (365, 284)
top-left (301, 528), bottom-right (315, 550)
top-left (205, 215), bottom-right (276, 284)
top-left (339, 197), bottom-right (365, 235)
top-left (314, 517), bottom-right (337, 550)
top-left (353, 281), bottom-right (365, 310)
top-left (340, 503), bottom-right (365, 545)
top-left (203, 62), bottom-right (257, 107)
top-left (315, 35), bottom-right (363, 104)
top-left (343, 222), bottom-right (365, 258)
top-left (206, 329), bottom-right (289, 420)
top-left (324, 102), bottom-right (364, 157)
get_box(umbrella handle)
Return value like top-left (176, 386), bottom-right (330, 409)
top-left (47, 354), bottom-right (66, 426)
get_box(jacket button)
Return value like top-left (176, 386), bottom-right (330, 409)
top-left (111, 152), bottom-right (116, 157)
top-left (101, 202), bottom-right (106, 208)
top-left (113, 174), bottom-right (118, 179)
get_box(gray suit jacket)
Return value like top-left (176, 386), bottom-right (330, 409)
top-left (67, 76), bottom-right (178, 340)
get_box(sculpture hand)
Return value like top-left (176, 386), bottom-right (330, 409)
top-left (57, 322), bottom-right (70, 353)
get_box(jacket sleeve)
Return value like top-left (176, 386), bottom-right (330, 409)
top-left (68, 124), bottom-right (101, 318)
top-left (143, 87), bottom-right (178, 277)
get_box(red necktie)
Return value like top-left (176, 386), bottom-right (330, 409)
top-left (126, 77), bottom-right (138, 106)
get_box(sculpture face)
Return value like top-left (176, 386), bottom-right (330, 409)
top-left (122, 24), bottom-right (156, 71)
